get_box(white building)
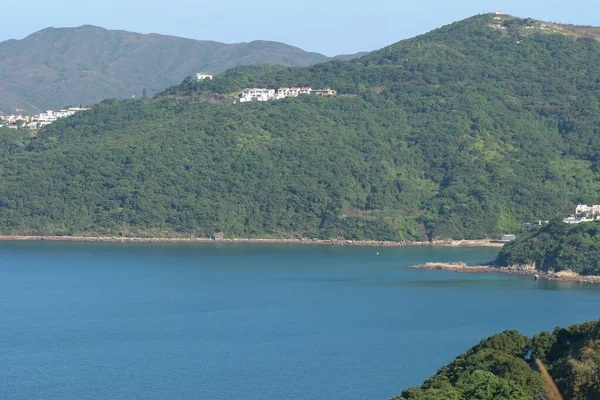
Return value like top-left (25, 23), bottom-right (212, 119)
top-left (196, 72), bottom-right (213, 80)
top-left (575, 205), bottom-right (600, 216)
top-left (34, 110), bottom-right (73, 126)
top-left (0, 115), bottom-right (28, 124)
top-left (28, 107), bottom-right (89, 129)
top-left (238, 87), bottom-right (336, 104)
top-left (313, 88), bottom-right (337, 96)
top-left (563, 205), bottom-right (600, 224)
top-left (277, 87), bottom-right (290, 98)
top-left (277, 87), bottom-right (314, 97)
top-left (237, 88), bottom-right (276, 103)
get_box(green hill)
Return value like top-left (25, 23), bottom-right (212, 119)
top-left (0, 14), bottom-right (600, 240)
top-left (0, 25), bottom-right (363, 114)
top-left (496, 220), bottom-right (600, 275)
top-left (396, 320), bottom-right (600, 400)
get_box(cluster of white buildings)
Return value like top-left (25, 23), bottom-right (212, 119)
top-left (564, 205), bottom-right (600, 224)
top-left (0, 114), bottom-right (30, 128)
top-left (28, 108), bottom-right (87, 129)
top-left (0, 108), bottom-right (89, 130)
top-left (237, 87), bottom-right (337, 103)
top-left (27, 108), bottom-right (89, 129)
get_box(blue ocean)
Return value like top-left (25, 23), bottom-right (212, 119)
top-left (1, 242), bottom-right (599, 399)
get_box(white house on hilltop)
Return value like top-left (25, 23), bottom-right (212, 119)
top-left (196, 72), bottom-right (213, 80)
top-left (0, 115), bottom-right (29, 124)
top-left (27, 107), bottom-right (90, 129)
top-left (237, 88), bottom-right (276, 103)
top-left (238, 87), bottom-right (337, 103)
top-left (278, 87), bottom-right (300, 97)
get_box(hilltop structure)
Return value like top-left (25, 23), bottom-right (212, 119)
top-left (196, 72), bottom-right (213, 80)
top-left (26, 107), bottom-right (89, 130)
top-left (237, 87), bottom-right (337, 103)
top-left (0, 114), bottom-right (30, 126)
top-left (237, 88), bottom-right (276, 103)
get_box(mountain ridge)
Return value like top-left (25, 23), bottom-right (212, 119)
top-left (0, 25), bottom-right (366, 113)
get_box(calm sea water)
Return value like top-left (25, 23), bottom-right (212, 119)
top-left (1, 242), bottom-right (599, 400)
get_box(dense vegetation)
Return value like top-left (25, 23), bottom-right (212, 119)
top-left (496, 220), bottom-right (600, 275)
top-left (0, 26), bottom-right (362, 113)
top-left (396, 320), bottom-right (600, 400)
top-left (0, 14), bottom-right (600, 240)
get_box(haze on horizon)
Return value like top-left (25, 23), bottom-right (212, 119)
top-left (1, 0), bottom-right (599, 55)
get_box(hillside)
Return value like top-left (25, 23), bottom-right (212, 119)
top-left (496, 220), bottom-right (600, 275)
top-left (0, 25), bottom-right (363, 113)
top-left (0, 14), bottom-right (600, 240)
top-left (396, 320), bottom-right (600, 400)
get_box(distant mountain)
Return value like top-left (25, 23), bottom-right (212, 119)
top-left (0, 25), bottom-right (367, 113)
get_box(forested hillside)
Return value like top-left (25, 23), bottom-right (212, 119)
top-left (0, 14), bottom-right (599, 240)
top-left (0, 25), bottom-right (362, 113)
top-left (396, 320), bottom-right (600, 400)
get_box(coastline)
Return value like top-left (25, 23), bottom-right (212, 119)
top-left (0, 235), bottom-right (506, 247)
top-left (410, 262), bottom-right (600, 284)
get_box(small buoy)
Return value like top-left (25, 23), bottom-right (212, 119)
top-left (376, 252), bottom-right (379, 255)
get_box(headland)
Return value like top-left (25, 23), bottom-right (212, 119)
top-left (410, 262), bottom-right (600, 284)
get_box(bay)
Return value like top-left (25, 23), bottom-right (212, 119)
top-left (1, 242), bottom-right (599, 400)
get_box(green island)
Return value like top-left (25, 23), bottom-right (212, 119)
top-left (1, 14), bottom-right (600, 241)
top-left (394, 320), bottom-right (600, 400)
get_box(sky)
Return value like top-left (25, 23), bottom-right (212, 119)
top-left (1, 0), bottom-right (599, 56)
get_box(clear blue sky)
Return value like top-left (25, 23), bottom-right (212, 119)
top-left (1, 0), bottom-right (599, 55)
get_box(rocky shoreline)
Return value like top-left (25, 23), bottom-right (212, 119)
top-left (410, 262), bottom-right (600, 284)
top-left (0, 235), bottom-right (506, 247)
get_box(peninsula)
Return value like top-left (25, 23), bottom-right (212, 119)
top-left (410, 220), bottom-right (600, 284)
